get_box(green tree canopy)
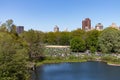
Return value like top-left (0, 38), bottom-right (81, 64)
top-left (98, 27), bottom-right (120, 53)
top-left (20, 29), bottom-right (44, 60)
top-left (70, 37), bottom-right (86, 52)
top-left (55, 31), bottom-right (71, 45)
top-left (0, 32), bottom-right (29, 80)
top-left (45, 32), bottom-right (56, 45)
top-left (85, 30), bottom-right (101, 53)
top-left (71, 28), bottom-right (85, 39)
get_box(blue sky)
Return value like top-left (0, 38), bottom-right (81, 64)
top-left (0, 0), bottom-right (120, 31)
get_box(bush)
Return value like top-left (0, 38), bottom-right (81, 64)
top-left (90, 46), bottom-right (96, 54)
top-left (70, 37), bottom-right (86, 52)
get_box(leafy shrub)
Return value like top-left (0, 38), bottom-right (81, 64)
top-left (70, 37), bottom-right (86, 52)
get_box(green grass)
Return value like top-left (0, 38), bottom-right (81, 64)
top-left (36, 58), bottom-right (87, 66)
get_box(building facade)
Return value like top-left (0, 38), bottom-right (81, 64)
top-left (109, 23), bottom-right (119, 29)
top-left (54, 25), bottom-right (59, 32)
top-left (95, 23), bottom-right (103, 31)
top-left (82, 18), bottom-right (91, 31)
top-left (16, 26), bottom-right (24, 34)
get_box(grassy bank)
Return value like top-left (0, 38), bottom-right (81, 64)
top-left (36, 59), bottom-right (87, 66)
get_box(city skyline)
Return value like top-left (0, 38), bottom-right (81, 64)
top-left (0, 0), bottom-right (120, 31)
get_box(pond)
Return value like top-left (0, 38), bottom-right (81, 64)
top-left (32, 61), bottom-right (120, 80)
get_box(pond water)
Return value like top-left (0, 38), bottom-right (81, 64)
top-left (32, 61), bottom-right (120, 80)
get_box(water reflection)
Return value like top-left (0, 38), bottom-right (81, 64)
top-left (33, 61), bottom-right (120, 80)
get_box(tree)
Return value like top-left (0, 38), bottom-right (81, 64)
top-left (6, 19), bottom-right (14, 32)
top-left (45, 32), bottom-right (56, 45)
top-left (98, 27), bottom-right (120, 53)
top-left (0, 19), bottom-right (17, 34)
top-left (54, 32), bottom-right (61, 45)
top-left (10, 24), bottom-right (17, 34)
top-left (0, 23), bottom-right (7, 32)
top-left (0, 32), bottom-right (29, 80)
top-left (20, 29), bottom-right (44, 60)
top-left (85, 30), bottom-right (100, 53)
top-left (70, 37), bottom-right (86, 52)
top-left (56, 31), bottom-right (71, 45)
top-left (71, 28), bottom-right (85, 39)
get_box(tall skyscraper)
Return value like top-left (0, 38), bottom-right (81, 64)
top-left (16, 26), bottom-right (24, 34)
top-left (82, 18), bottom-right (91, 31)
top-left (54, 25), bottom-right (59, 32)
top-left (95, 23), bottom-right (103, 31)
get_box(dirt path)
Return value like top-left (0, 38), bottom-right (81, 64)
top-left (46, 45), bottom-right (70, 48)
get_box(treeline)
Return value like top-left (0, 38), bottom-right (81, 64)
top-left (70, 27), bottom-right (120, 54)
top-left (42, 27), bottom-right (120, 54)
